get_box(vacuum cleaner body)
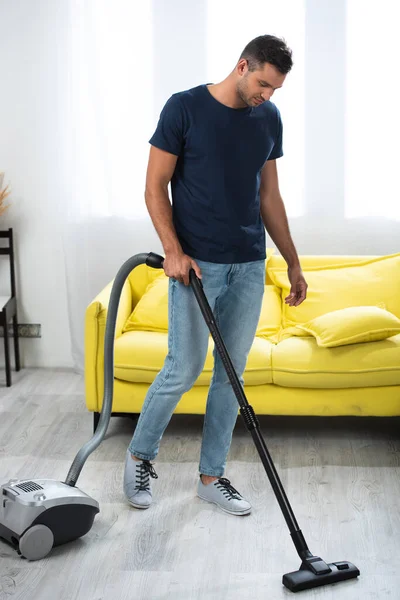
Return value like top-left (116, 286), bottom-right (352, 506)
top-left (0, 252), bottom-right (150, 563)
top-left (0, 478), bottom-right (99, 560)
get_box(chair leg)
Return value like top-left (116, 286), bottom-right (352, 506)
top-left (13, 315), bottom-right (20, 371)
top-left (3, 322), bottom-right (11, 387)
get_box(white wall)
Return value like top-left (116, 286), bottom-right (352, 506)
top-left (0, 0), bottom-right (73, 368)
top-left (0, 0), bottom-right (398, 371)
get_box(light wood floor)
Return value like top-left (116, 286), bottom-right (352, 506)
top-left (0, 368), bottom-right (399, 599)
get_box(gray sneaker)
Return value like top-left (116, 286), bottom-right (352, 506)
top-left (197, 476), bottom-right (251, 516)
top-left (123, 449), bottom-right (158, 509)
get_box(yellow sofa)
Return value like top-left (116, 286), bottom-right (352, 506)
top-left (85, 250), bottom-right (400, 430)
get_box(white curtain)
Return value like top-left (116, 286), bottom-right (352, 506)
top-left (61, 0), bottom-right (158, 370)
top-left (60, 0), bottom-right (400, 371)
top-left (345, 0), bottom-right (400, 220)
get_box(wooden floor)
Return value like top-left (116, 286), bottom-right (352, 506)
top-left (0, 368), bottom-right (399, 599)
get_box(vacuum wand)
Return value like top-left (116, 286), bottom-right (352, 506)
top-left (65, 251), bottom-right (359, 592)
top-left (151, 253), bottom-right (359, 593)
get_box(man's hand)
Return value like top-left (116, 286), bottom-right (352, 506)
top-left (285, 265), bottom-right (308, 307)
top-left (163, 251), bottom-right (202, 286)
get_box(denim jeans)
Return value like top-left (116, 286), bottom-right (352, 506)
top-left (128, 257), bottom-right (266, 477)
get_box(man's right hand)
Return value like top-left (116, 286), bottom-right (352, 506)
top-left (163, 251), bottom-right (202, 286)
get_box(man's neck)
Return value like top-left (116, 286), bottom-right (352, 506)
top-left (207, 78), bottom-right (246, 109)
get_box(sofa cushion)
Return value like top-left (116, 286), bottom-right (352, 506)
top-left (123, 273), bottom-right (168, 333)
top-left (278, 305), bottom-right (400, 347)
top-left (268, 252), bottom-right (400, 327)
top-left (123, 280), bottom-right (282, 341)
top-left (123, 248), bottom-right (281, 341)
top-left (271, 334), bottom-right (400, 388)
top-left (114, 330), bottom-right (273, 385)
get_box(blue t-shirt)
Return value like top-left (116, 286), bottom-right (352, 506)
top-left (149, 84), bottom-right (283, 264)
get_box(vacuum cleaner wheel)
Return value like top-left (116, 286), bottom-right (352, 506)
top-left (19, 524), bottom-right (54, 561)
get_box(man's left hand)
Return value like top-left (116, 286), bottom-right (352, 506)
top-left (285, 265), bottom-right (308, 307)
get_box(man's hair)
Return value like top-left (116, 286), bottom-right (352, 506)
top-left (239, 35), bottom-right (293, 75)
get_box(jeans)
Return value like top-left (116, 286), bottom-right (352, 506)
top-left (128, 257), bottom-right (266, 477)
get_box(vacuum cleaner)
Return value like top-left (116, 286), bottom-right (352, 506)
top-left (0, 252), bottom-right (360, 593)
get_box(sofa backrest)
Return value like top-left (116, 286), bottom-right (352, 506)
top-left (268, 252), bottom-right (400, 325)
top-left (266, 254), bottom-right (382, 284)
top-left (129, 253), bottom-right (386, 301)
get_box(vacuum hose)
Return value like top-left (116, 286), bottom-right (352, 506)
top-left (64, 252), bottom-right (164, 487)
top-left (65, 250), bottom-right (361, 592)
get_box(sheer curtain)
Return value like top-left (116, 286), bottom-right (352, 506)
top-left (61, 0), bottom-right (158, 371)
top-left (65, 0), bottom-right (153, 221)
top-left (60, 0), bottom-right (399, 371)
top-left (345, 0), bottom-right (400, 220)
top-left (61, 0), bottom-right (305, 370)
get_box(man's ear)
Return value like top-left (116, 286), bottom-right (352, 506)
top-left (237, 58), bottom-right (248, 76)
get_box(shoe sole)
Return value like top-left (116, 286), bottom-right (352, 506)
top-left (197, 493), bottom-right (251, 516)
top-left (127, 500), bottom-right (151, 509)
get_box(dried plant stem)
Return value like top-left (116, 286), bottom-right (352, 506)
top-left (0, 171), bottom-right (11, 216)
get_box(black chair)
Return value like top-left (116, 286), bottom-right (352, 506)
top-left (0, 228), bottom-right (20, 386)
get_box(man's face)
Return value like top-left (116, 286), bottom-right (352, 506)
top-left (236, 60), bottom-right (286, 107)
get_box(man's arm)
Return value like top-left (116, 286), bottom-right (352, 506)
top-left (260, 159), bottom-right (308, 306)
top-left (259, 159), bottom-right (300, 269)
top-left (144, 145), bottom-right (203, 284)
top-left (145, 145), bottom-right (182, 255)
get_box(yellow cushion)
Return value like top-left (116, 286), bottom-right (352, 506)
top-left (123, 272), bottom-right (168, 333)
top-left (123, 247), bottom-right (276, 334)
top-left (268, 252), bottom-right (400, 328)
top-left (271, 334), bottom-right (400, 389)
top-left (256, 285), bottom-right (282, 342)
top-left (278, 305), bottom-right (400, 347)
top-left (114, 330), bottom-right (274, 385)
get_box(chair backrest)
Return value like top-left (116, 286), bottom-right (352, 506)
top-left (0, 228), bottom-right (16, 298)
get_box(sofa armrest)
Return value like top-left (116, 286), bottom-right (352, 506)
top-left (84, 279), bottom-right (132, 412)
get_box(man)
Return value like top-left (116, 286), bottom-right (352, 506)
top-left (124, 34), bottom-right (308, 515)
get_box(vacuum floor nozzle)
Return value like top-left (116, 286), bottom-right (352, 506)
top-left (283, 559), bottom-right (360, 592)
